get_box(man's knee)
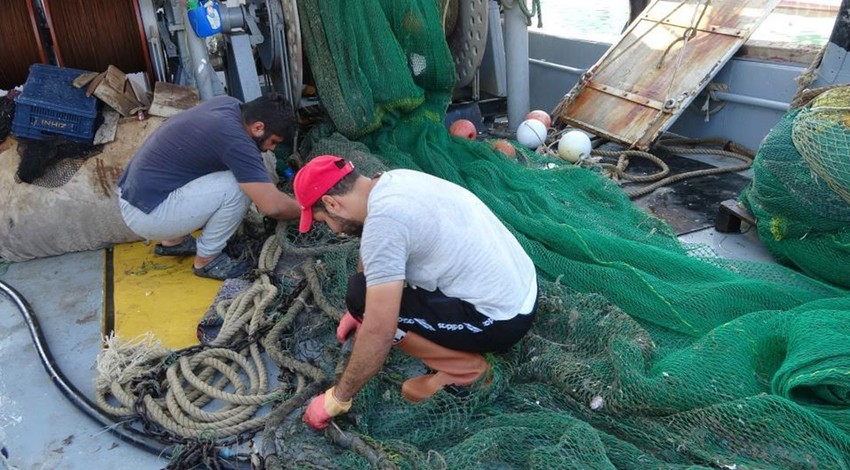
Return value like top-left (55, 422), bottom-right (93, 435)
top-left (345, 272), bottom-right (367, 318)
top-left (220, 176), bottom-right (251, 210)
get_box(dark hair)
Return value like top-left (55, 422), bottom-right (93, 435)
top-left (240, 93), bottom-right (295, 138)
top-left (311, 168), bottom-right (361, 213)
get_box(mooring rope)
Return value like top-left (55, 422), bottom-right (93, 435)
top-left (593, 137), bottom-right (755, 199)
top-left (95, 229), bottom-right (393, 466)
top-left (95, 236), bottom-right (296, 440)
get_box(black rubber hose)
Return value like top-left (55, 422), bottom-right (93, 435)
top-left (0, 278), bottom-right (172, 457)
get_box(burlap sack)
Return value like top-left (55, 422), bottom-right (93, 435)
top-left (0, 117), bottom-right (164, 261)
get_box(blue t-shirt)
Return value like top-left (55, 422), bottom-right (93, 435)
top-left (118, 96), bottom-right (271, 213)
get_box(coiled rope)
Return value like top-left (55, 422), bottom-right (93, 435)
top-left (95, 228), bottom-right (395, 467)
top-left (594, 136), bottom-right (754, 199)
top-left (95, 236), bottom-right (301, 438)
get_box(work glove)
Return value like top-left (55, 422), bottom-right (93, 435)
top-left (336, 311), bottom-right (362, 343)
top-left (303, 386), bottom-right (352, 430)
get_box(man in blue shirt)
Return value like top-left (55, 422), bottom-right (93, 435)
top-left (118, 93), bottom-right (300, 280)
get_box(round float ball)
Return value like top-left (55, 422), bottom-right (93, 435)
top-left (525, 109), bottom-right (552, 129)
top-left (558, 130), bottom-right (592, 163)
top-left (492, 139), bottom-right (516, 158)
top-left (516, 119), bottom-right (548, 149)
top-left (449, 119), bottom-right (477, 139)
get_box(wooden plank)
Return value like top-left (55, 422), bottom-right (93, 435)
top-left (102, 65), bottom-right (126, 91)
top-left (558, 0), bottom-right (782, 150)
top-left (85, 71), bottom-right (106, 97)
top-left (738, 39), bottom-right (822, 64)
top-left (73, 71), bottom-right (100, 89)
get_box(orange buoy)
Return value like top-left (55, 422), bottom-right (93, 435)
top-left (525, 110), bottom-right (552, 129)
top-left (449, 119), bottom-right (477, 140)
top-left (492, 139), bottom-right (516, 158)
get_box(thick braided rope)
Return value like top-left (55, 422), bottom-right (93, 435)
top-left (593, 137), bottom-right (754, 199)
top-left (94, 235), bottom-right (330, 439)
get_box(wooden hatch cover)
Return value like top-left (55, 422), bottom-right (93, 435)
top-left (555, 0), bottom-right (781, 150)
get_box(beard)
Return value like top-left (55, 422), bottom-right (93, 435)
top-left (252, 132), bottom-right (268, 151)
top-left (328, 213), bottom-right (363, 238)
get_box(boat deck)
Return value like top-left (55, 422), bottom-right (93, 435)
top-left (0, 148), bottom-right (774, 468)
top-left (1, 250), bottom-right (167, 468)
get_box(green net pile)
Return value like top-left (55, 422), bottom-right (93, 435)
top-left (741, 87), bottom-right (850, 289)
top-left (262, 0), bottom-right (850, 467)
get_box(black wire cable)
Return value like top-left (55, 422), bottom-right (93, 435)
top-left (0, 278), bottom-right (173, 458)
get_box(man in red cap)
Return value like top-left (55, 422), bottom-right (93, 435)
top-left (293, 155), bottom-right (538, 430)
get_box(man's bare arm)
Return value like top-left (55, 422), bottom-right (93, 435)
top-left (333, 281), bottom-right (403, 402)
top-left (240, 182), bottom-right (300, 220)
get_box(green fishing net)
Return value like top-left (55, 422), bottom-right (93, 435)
top-left (262, 0), bottom-right (850, 467)
top-left (741, 86), bottom-right (850, 289)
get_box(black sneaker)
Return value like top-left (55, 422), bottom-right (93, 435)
top-left (192, 253), bottom-right (251, 280)
top-left (154, 235), bottom-right (196, 256)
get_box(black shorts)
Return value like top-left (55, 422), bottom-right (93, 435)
top-left (345, 272), bottom-right (537, 353)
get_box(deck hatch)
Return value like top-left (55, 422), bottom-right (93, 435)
top-left (556, 0), bottom-right (782, 150)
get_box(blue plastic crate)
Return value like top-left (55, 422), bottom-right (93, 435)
top-left (12, 64), bottom-right (99, 142)
top-left (10, 119), bottom-right (94, 143)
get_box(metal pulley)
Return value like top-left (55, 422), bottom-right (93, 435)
top-left (250, 0), bottom-right (303, 107)
top-left (443, 0), bottom-right (489, 89)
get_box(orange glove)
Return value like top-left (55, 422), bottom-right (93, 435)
top-left (336, 311), bottom-right (362, 343)
top-left (303, 386), bottom-right (352, 430)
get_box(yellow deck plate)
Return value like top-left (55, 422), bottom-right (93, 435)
top-left (103, 237), bottom-right (220, 349)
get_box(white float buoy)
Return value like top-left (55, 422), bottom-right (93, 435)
top-left (516, 119), bottom-right (547, 149)
top-left (557, 130), bottom-right (592, 163)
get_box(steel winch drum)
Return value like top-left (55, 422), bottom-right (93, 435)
top-left (446, 0), bottom-right (488, 89)
top-left (253, 0), bottom-right (303, 106)
top-left (0, 0), bottom-right (47, 90)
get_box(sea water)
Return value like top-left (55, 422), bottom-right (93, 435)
top-left (536, 0), bottom-right (840, 46)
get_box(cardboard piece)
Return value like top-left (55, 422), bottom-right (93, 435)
top-left (93, 107), bottom-right (120, 145)
top-left (92, 66), bottom-right (147, 117)
top-left (148, 82), bottom-right (200, 118)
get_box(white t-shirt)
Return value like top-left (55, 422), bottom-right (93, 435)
top-left (360, 170), bottom-right (537, 321)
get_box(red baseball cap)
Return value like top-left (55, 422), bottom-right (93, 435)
top-left (293, 155), bottom-right (354, 233)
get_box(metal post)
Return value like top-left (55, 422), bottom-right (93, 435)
top-left (504, 2), bottom-right (530, 131)
top-left (711, 91), bottom-right (789, 112)
top-left (182, 2), bottom-right (218, 100)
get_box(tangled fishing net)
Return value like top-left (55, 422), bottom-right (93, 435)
top-left (95, 0), bottom-right (850, 468)
top-left (741, 86), bottom-right (850, 288)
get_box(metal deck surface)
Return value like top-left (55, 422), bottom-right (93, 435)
top-left (0, 250), bottom-right (167, 469)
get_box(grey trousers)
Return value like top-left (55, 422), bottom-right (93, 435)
top-left (118, 171), bottom-right (251, 258)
